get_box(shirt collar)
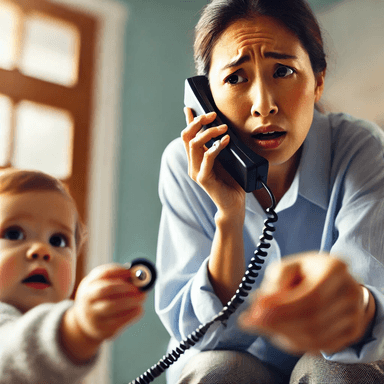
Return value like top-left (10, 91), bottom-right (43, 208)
top-left (246, 110), bottom-right (331, 213)
top-left (297, 109), bottom-right (331, 210)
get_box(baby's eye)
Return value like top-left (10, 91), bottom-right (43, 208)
top-left (49, 234), bottom-right (68, 248)
top-left (2, 227), bottom-right (25, 241)
top-left (225, 73), bottom-right (248, 85)
top-left (273, 66), bottom-right (295, 78)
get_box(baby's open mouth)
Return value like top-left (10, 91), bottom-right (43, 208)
top-left (22, 269), bottom-right (51, 289)
top-left (22, 274), bottom-right (51, 285)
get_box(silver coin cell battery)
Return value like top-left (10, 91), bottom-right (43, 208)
top-left (125, 258), bottom-right (157, 291)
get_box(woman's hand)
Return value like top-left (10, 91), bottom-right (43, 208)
top-left (182, 108), bottom-right (247, 303)
top-left (182, 108), bottom-right (246, 217)
top-left (238, 252), bottom-right (376, 355)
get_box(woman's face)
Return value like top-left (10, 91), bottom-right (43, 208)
top-left (209, 16), bottom-right (325, 173)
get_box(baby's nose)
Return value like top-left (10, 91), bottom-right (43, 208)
top-left (26, 243), bottom-right (51, 261)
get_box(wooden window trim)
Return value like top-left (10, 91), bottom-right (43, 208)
top-left (2, 1), bottom-right (128, 382)
top-left (0, 0), bottom-right (98, 293)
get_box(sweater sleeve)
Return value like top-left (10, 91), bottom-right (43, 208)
top-left (0, 300), bottom-right (97, 384)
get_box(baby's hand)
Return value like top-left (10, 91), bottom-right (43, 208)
top-left (71, 263), bottom-right (147, 342)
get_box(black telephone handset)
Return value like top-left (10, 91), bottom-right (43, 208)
top-left (184, 75), bottom-right (268, 192)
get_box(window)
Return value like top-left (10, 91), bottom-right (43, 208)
top-left (0, 0), bottom-right (98, 293)
top-left (13, 100), bottom-right (74, 179)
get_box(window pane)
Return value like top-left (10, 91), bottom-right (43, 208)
top-left (0, 2), bottom-right (20, 70)
top-left (0, 94), bottom-right (12, 165)
top-left (19, 13), bottom-right (80, 87)
top-left (13, 101), bottom-right (73, 179)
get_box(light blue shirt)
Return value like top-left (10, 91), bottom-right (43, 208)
top-left (155, 110), bottom-right (384, 381)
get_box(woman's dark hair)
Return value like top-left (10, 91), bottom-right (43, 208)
top-left (194, 0), bottom-right (327, 76)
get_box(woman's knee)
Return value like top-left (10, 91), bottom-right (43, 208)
top-left (290, 353), bottom-right (384, 384)
top-left (177, 350), bottom-right (287, 384)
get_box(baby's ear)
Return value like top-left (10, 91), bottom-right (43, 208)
top-left (314, 70), bottom-right (325, 103)
top-left (75, 221), bottom-right (88, 256)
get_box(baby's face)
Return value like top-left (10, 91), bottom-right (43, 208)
top-left (0, 191), bottom-right (78, 313)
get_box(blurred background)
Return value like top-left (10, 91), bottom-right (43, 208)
top-left (0, 0), bottom-right (382, 383)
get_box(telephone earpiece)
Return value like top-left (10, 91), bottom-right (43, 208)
top-left (125, 258), bottom-right (157, 292)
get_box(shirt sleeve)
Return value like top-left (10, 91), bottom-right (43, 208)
top-left (155, 139), bottom-right (255, 351)
top-left (0, 300), bottom-right (97, 384)
top-left (321, 115), bottom-right (384, 363)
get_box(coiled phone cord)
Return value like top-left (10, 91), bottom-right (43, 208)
top-left (129, 181), bottom-right (278, 384)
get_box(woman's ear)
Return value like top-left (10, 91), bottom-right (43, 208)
top-left (314, 70), bottom-right (326, 103)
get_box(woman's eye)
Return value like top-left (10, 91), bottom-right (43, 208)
top-left (274, 66), bottom-right (294, 78)
top-left (2, 227), bottom-right (25, 241)
top-left (49, 234), bottom-right (68, 248)
top-left (225, 73), bottom-right (247, 85)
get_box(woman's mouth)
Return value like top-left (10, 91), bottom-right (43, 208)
top-left (254, 131), bottom-right (286, 140)
top-left (252, 131), bottom-right (286, 149)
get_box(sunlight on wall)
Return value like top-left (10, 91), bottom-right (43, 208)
top-left (13, 101), bottom-right (74, 179)
top-left (0, 2), bottom-right (20, 70)
top-left (318, 0), bottom-right (384, 128)
top-left (20, 13), bottom-right (80, 87)
top-left (0, 94), bottom-right (12, 165)
top-left (0, 3), bottom-right (80, 86)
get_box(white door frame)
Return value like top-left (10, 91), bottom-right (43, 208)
top-left (50, 1), bottom-right (129, 383)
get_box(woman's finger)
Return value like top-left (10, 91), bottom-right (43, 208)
top-left (184, 107), bottom-right (195, 125)
top-left (196, 135), bottom-right (230, 186)
top-left (181, 111), bottom-right (217, 175)
top-left (189, 124), bottom-right (227, 157)
top-left (181, 111), bottom-right (217, 145)
top-left (186, 124), bottom-right (228, 179)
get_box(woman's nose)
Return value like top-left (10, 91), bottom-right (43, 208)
top-left (26, 243), bottom-right (51, 261)
top-left (250, 81), bottom-right (278, 117)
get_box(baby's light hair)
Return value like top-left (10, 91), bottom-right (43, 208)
top-left (0, 168), bottom-right (87, 255)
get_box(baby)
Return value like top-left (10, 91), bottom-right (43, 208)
top-left (0, 168), bottom-right (147, 383)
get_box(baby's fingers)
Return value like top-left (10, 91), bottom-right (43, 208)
top-left (94, 279), bottom-right (145, 300)
top-left (99, 307), bottom-right (145, 337)
top-left (91, 295), bottom-right (146, 318)
top-left (86, 263), bottom-right (132, 283)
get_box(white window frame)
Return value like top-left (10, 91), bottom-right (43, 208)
top-left (50, 1), bottom-right (128, 383)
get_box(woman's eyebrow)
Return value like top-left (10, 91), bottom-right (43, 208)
top-left (264, 51), bottom-right (297, 60)
top-left (221, 55), bottom-right (251, 71)
top-left (221, 51), bottom-right (297, 71)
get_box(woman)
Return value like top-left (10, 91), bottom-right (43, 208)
top-left (155, 0), bottom-right (384, 383)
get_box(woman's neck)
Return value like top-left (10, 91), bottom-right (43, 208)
top-left (253, 148), bottom-right (302, 210)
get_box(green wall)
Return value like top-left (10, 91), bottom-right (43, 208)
top-left (112, 1), bottom-right (205, 383)
top-left (112, 0), bottom-right (344, 383)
